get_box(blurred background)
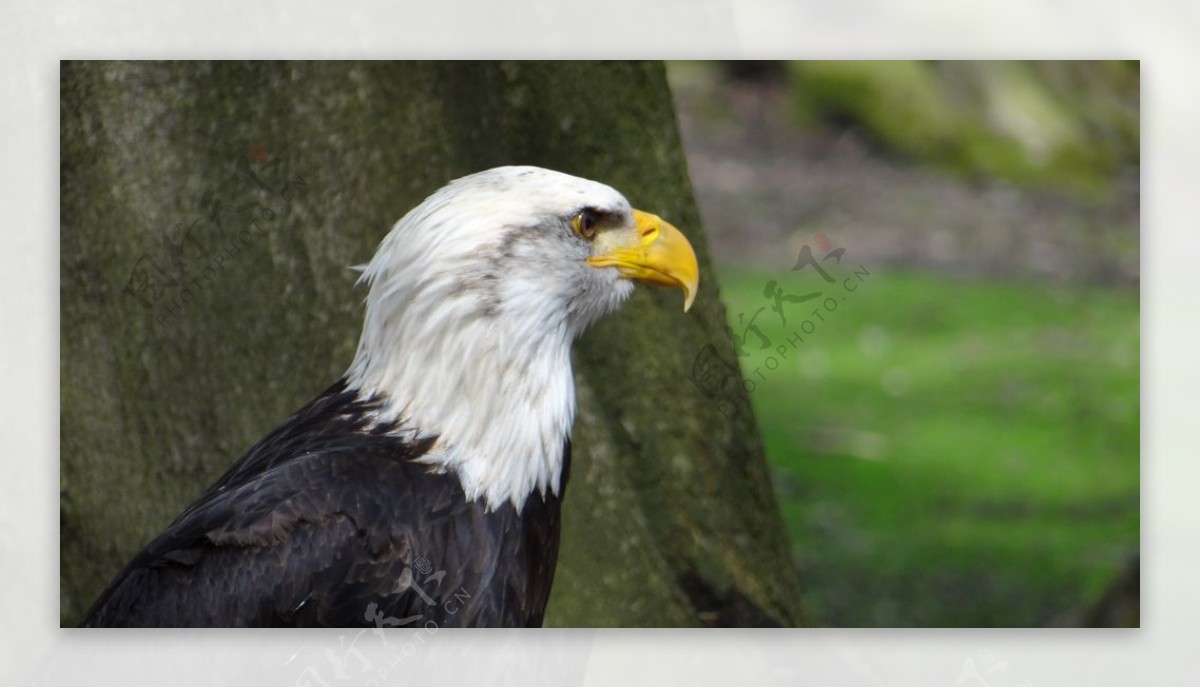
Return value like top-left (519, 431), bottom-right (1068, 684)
top-left (667, 60), bottom-right (1139, 627)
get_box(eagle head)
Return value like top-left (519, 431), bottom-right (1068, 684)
top-left (345, 166), bottom-right (700, 509)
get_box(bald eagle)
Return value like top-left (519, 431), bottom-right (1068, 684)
top-left (81, 166), bottom-right (699, 627)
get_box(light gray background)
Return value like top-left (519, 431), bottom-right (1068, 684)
top-left (2, 0), bottom-right (1191, 684)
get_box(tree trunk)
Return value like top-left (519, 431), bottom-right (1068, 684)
top-left (60, 60), bottom-right (803, 627)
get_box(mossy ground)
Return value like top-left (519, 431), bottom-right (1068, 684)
top-left (786, 61), bottom-right (1139, 201)
top-left (718, 266), bottom-right (1138, 626)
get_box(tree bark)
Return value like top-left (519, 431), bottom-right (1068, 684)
top-left (60, 60), bottom-right (803, 627)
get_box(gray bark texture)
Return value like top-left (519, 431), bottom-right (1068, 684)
top-left (60, 60), bottom-right (804, 627)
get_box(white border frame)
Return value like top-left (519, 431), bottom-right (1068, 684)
top-left (4, 1), bottom-right (1191, 684)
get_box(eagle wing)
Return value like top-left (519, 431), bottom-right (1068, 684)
top-left (81, 381), bottom-right (566, 628)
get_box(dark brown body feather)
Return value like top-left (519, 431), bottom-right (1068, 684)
top-left (81, 380), bottom-right (567, 628)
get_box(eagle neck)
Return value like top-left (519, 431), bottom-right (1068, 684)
top-left (345, 294), bottom-right (575, 511)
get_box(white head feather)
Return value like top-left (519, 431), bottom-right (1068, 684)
top-left (345, 166), bottom-right (637, 509)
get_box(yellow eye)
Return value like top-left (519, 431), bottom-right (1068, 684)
top-left (571, 208), bottom-right (597, 240)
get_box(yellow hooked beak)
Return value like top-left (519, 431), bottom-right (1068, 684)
top-left (586, 209), bottom-right (700, 312)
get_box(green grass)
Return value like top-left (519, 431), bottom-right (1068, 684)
top-left (717, 265), bottom-right (1139, 626)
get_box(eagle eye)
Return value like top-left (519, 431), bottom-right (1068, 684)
top-left (570, 208), bottom-right (598, 241)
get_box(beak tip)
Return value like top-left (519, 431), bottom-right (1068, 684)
top-left (683, 287), bottom-right (697, 313)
